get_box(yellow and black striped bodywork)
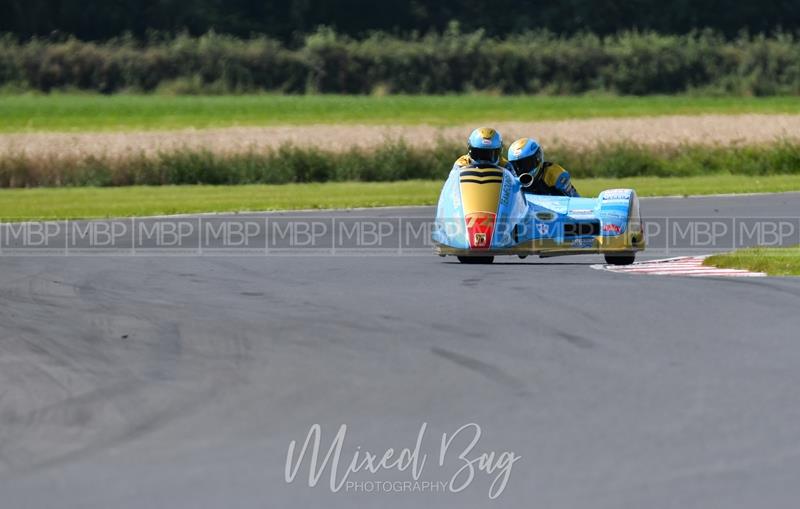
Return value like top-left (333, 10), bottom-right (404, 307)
top-left (458, 168), bottom-right (505, 250)
top-left (458, 168), bottom-right (504, 211)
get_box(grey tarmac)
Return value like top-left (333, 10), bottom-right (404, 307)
top-left (1, 193), bottom-right (799, 509)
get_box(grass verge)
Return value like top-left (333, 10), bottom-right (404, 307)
top-left (3, 94), bottom-right (800, 132)
top-left (1, 175), bottom-right (798, 220)
top-left (705, 246), bottom-right (800, 276)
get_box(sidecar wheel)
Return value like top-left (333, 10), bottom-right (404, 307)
top-left (458, 256), bottom-right (494, 264)
top-left (604, 253), bottom-right (636, 265)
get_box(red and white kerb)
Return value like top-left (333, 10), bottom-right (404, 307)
top-left (594, 256), bottom-right (766, 277)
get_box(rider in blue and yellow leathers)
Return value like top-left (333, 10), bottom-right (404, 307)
top-left (507, 137), bottom-right (579, 197)
top-left (453, 127), bottom-right (508, 169)
top-left (455, 129), bottom-right (578, 197)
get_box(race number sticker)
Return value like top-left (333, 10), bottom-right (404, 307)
top-left (601, 189), bottom-right (631, 201)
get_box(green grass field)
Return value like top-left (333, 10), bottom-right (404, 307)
top-left (1, 175), bottom-right (798, 220)
top-left (705, 246), bottom-right (800, 276)
top-left (2, 94), bottom-right (800, 132)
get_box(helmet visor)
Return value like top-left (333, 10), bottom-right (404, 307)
top-left (511, 149), bottom-right (543, 176)
top-left (469, 147), bottom-right (501, 164)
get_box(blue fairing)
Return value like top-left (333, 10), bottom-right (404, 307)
top-left (433, 166), bottom-right (638, 252)
top-left (432, 167), bottom-right (469, 249)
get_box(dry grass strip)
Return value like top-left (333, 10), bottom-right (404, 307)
top-left (3, 114), bottom-right (800, 158)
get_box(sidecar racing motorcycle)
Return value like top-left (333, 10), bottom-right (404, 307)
top-left (432, 164), bottom-right (645, 264)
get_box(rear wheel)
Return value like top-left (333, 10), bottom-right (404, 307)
top-left (604, 253), bottom-right (636, 265)
top-left (457, 256), bottom-right (494, 264)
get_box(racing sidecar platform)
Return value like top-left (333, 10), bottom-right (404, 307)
top-left (431, 164), bottom-right (646, 264)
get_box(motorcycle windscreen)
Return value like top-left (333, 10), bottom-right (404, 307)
top-left (459, 169), bottom-right (504, 249)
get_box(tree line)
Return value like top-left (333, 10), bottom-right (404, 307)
top-left (3, 0), bottom-right (799, 42)
top-left (2, 30), bottom-right (798, 95)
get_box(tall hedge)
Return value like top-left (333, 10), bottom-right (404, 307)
top-left (2, 29), bottom-right (800, 95)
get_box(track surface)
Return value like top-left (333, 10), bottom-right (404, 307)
top-left (1, 193), bottom-right (800, 508)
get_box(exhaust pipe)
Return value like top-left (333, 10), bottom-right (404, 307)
top-left (519, 172), bottom-right (534, 188)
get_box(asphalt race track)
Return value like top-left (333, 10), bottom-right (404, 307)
top-left (1, 193), bottom-right (800, 509)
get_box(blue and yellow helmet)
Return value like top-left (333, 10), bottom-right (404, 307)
top-left (507, 138), bottom-right (544, 176)
top-left (467, 127), bottom-right (503, 164)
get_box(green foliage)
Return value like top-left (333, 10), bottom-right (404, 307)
top-left (3, 30), bottom-right (800, 95)
top-left (3, 1), bottom-right (798, 44)
top-left (3, 141), bottom-right (800, 188)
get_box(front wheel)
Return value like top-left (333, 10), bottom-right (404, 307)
top-left (604, 253), bottom-right (636, 265)
top-left (458, 256), bottom-right (494, 264)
